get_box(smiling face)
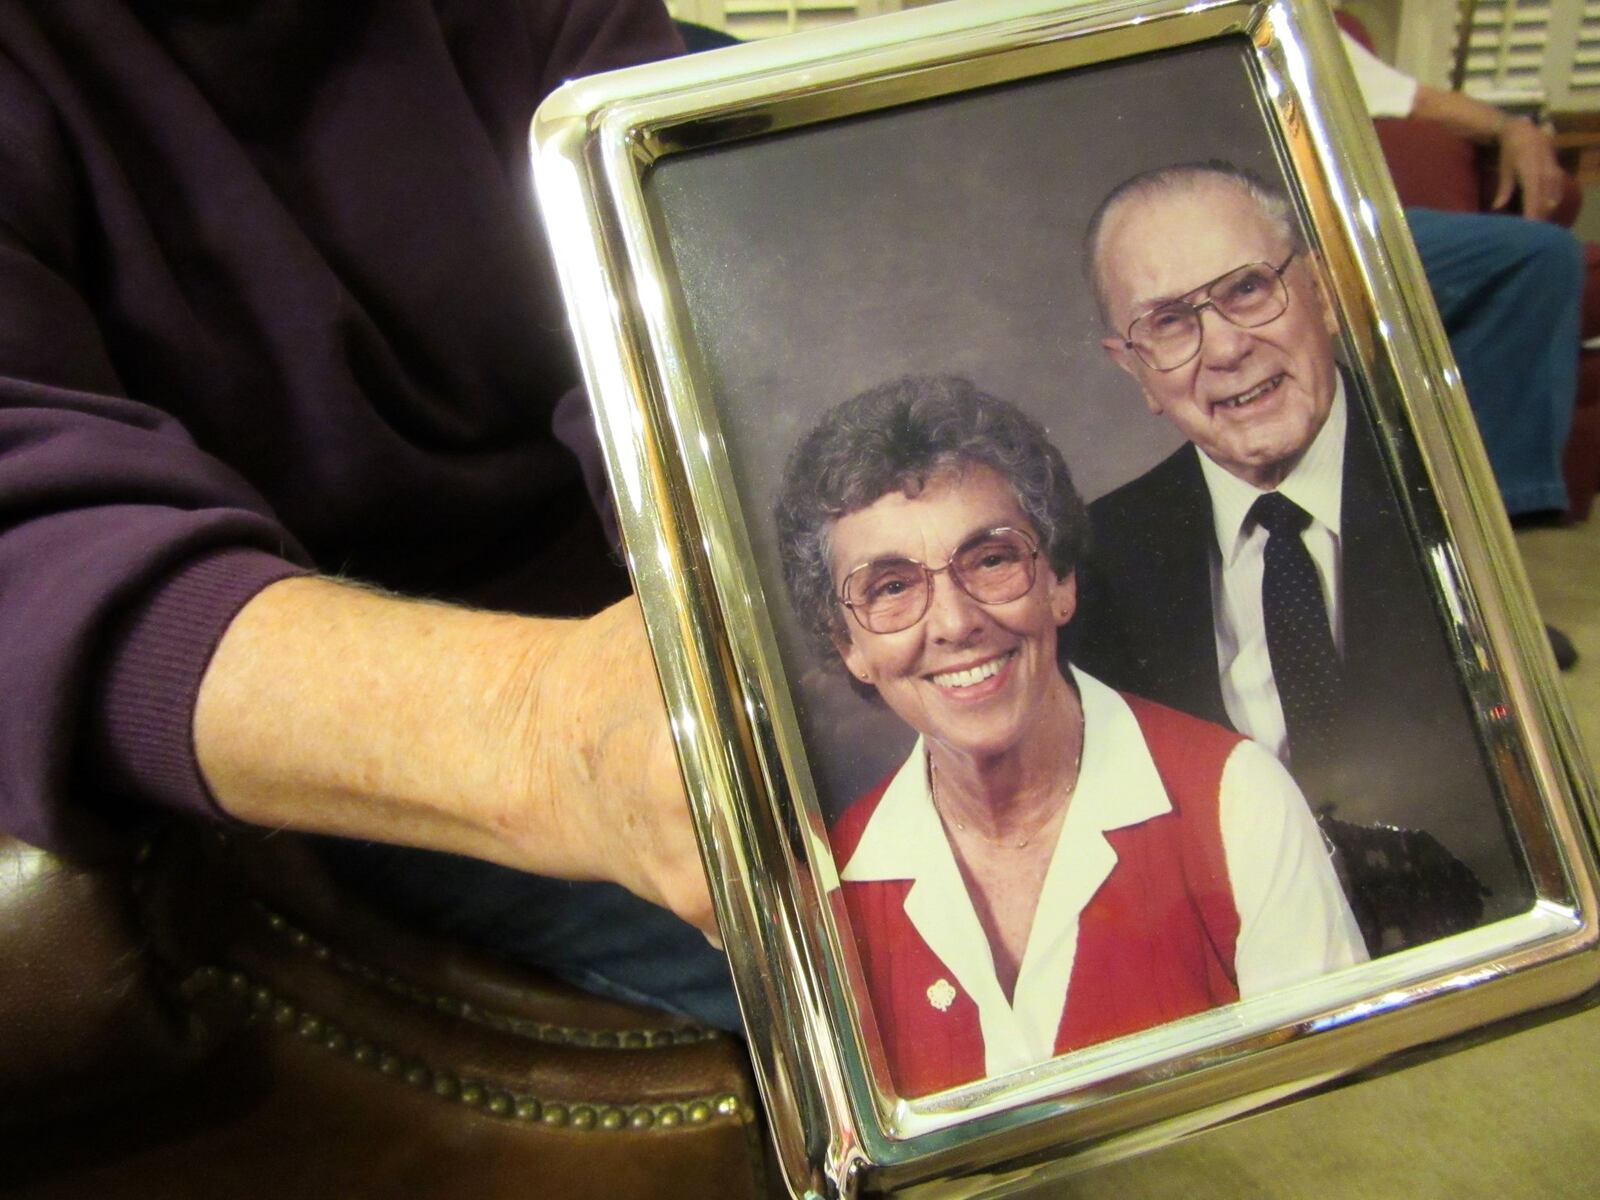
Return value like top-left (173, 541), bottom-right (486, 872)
top-left (828, 464), bottom-right (1077, 765)
top-left (1096, 176), bottom-right (1340, 489)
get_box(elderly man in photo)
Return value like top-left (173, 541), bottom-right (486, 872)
top-left (1071, 161), bottom-right (1530, 953)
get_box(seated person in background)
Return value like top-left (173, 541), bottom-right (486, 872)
top-left (0, 1), bottom-right (737, 1030)
top-left (1074, 161), bottom-right (1533, 955)
top-left (1339, 26), bottom-right (1582, 534)
top-left (774, 375), bottom-right (1363, 1098)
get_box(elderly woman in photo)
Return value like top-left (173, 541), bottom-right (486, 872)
top-left (774, 375), bottom-right (1365, 1098)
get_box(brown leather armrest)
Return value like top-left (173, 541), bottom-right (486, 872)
top-left (0, 833), bottom-right (200, 1126)
top-left (8, 825), bottom-right (770, 1200)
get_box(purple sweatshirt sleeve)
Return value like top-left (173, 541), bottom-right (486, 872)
top-left (0, 0), bottom-right (683, 858)
top-left (0, 51), bottom-right (311, 854)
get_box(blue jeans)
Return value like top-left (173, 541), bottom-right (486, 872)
top-left (313, 838), bottom-right (741, 1031)
top-left (1405, 208), bottom-right (1581, 516)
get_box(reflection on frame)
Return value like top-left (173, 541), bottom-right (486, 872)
top-left (534, 1), bottom-right (1598, 1193)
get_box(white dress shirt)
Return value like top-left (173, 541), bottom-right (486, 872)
top-left (838, 667), bottom-right (1367, 1080)
top-left (1199, 382), bottom-right (1348, 765)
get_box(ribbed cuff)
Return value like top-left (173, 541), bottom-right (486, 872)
top-left (97, 549), bottom-right (313, 822)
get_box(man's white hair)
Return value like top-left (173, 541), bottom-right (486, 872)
top-left (1084, 160), bottom-right (1303, 331)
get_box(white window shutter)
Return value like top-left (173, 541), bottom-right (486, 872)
top-left (1453, 0), bottom-right (1600, 110)
top-left (1565, 0), bottom-right (1600, 104)
top-left (1460, 0), bottom-right (1553, 104)
top-left (666, 2), bottom-right (899, 41)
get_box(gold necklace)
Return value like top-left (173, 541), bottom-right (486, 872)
top-left (929, 737), bottom-right (1084, 851)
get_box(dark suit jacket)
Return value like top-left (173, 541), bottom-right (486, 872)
top-left (1072, 403), bottom-right (1530, 922)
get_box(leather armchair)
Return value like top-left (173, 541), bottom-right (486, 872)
top-left (1, 826), bottom-right (769, 1199)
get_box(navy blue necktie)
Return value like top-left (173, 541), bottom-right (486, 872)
top-left (1250, 491), bottom-right (1344, 773)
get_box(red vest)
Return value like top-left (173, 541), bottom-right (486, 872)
top-left (831, 695), bottom-right (1243, 1098)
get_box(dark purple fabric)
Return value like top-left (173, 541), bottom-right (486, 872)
top-left (0, 0), bottom-right (682, 857)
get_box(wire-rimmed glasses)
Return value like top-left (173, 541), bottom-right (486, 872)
top-left (838, 526), bottom-right (1040, 634)
top-left (1122, 251), bottom-right (1297, 371)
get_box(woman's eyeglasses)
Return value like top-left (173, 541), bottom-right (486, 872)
top-left (838, 527), bottom-right (1040, 634)
top-left (1122, 251), bottom-right (1296, 371)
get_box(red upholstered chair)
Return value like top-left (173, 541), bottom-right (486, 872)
top-left (1336, 11), bottom-right (1600, 521)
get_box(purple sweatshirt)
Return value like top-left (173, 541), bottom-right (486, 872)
top-left (0, 0), bottom-right (683, 856)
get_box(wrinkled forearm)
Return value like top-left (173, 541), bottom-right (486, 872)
top-left (195, 575), bottom-right (571, 872)
top-left (1409, 85), bottom-right (1563, 215)
top-left (193, 577), bottom-right (716, 932)
top-left (1409, 83), bottom-right (1509, 144)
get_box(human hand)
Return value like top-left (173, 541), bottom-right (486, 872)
top-left (509, 594), bottom-right (719, 943)
top-left (1493, 115), bottom-right (1566, 219)
top-left (196, 577), bottom-right (719, 943)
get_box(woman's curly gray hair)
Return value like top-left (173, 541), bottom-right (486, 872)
top-left (773, 375), bottom-right (1087, 664)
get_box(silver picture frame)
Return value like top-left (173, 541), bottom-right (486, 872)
top-left (531, 2), bottom-right (1600, 1195)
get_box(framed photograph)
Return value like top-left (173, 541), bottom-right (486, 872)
top-left (532, 1), bottom-right (1600, 1195)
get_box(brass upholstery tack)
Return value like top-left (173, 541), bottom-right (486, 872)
top-left (180, 965), bottom-right (745, 1132)
top-left (246, 900), bottom-right (718, 1050)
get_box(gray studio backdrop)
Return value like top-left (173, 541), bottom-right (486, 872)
top-left (648, 38), bottom-right (1287, 819)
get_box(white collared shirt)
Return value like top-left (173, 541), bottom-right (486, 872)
top-left (838, 667), bottom-right (1366, 1079)
top-left (1339, 30), bottom-right (1419, 120)
top-left (1198, 382), bottom-right (1347, 765)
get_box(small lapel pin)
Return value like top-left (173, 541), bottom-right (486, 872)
top-left (926, 978), bottom-right (956, 1012)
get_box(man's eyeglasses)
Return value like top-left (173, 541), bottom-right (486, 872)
top-left (1122, 251), bottom-right (1297, 372)
top-left (838, 527), bottom-right (1040, 635)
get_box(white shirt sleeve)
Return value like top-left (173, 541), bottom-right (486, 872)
top-left (1219, 740), bottom-right (1369, 996)
top-left (1338, 29), bottom-right (1419, 119)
